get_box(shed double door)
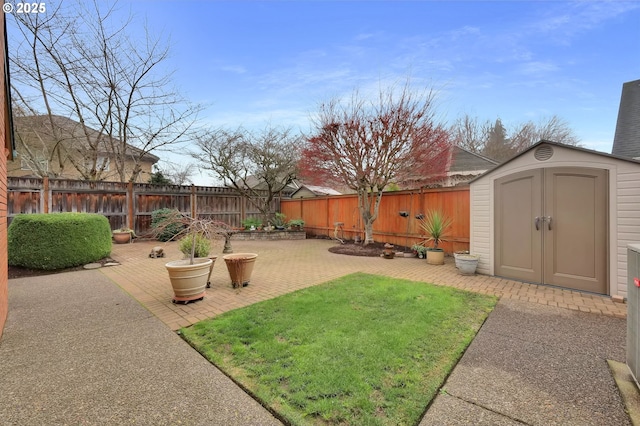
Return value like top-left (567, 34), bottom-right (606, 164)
top-left (494, 167), bottom-right (607, 294)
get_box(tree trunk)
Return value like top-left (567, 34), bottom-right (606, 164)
top-left (363, 219), bottom-right (375, 245)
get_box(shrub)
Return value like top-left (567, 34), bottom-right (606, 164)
top-left (242, 217), bottom-right (262, 230)
top-left (151, 208), bottom-right (185, 242)
top-left (272, 212), bottom-right (287, 228)
top-left (8, 213), bottom-right (112, 270)
top-left (178, 233), bottom-right (211, 258)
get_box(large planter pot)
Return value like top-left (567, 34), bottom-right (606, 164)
top-left (112, 232), bottom-right (132, 244)
top-left (457, 254), bottom-right (480, 275)
top-left (206, 255), bottom-right (218, 288)
top-left (223, 253), bottom-right (258, 288)
top-left (165, 258), bottom-right (213, 303)
top-left (426, 248), bottom-right (445, 265)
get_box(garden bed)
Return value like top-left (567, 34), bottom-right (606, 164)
top-left (232, 230), bottom-right (306, 241)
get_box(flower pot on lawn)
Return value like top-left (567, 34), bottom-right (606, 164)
top-left (223, 253), bottom-right (258, 288)
top-left (457, 254), bottom-right (480, 275)
top-left (426, 248), bottom-right (445, 265)
top-left (165, 258), bottom-right (213, 303)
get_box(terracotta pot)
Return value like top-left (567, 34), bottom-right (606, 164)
top-left (165, 258), bottom-right (213, 303)
top-left (223, 253), bottom-right (258, 288)
top-left (112, 232), bottom-right (131, 244)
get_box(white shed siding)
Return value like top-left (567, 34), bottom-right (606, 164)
top-left (470, 142), bottom-right (640, 298)
top-left (470, 181), bottom-right (492, 274)
top-left (616, 170), bottom-right (640, 298)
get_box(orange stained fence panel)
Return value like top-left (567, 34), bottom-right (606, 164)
top-left (281, 186), bottom-right (470, 253)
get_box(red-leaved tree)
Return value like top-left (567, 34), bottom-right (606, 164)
top-left (299, 83), bottom-right (451, 245)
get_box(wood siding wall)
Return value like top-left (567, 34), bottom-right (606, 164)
top-left (281, 187), bottom-right (470, 253)
top-left (616, 168), bottom-right (640, 297)
top-left (7, 177), bottom-right (280, 236)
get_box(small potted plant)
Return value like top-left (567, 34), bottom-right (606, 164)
top-left (418, 210), bottom-right (452, 265)
top-left (112, 227), bottom-right (135, 244)
top-left (412, 244), bottom-right (428, 259)
top-left (242, 217), bottom-right (262, 231)
top-left (457, 253), bottom-right (480, 275)
top-left (272, 212), bottom-right (287, 230)
top-left (382, 243), bottom-right (395, 259)
top-left (288, 218), bottom-right (305, 231)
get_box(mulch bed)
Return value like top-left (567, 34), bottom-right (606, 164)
top-left (328, 241), bottom-right (412, 257)
top-left (8, 257), bottom-right (117, 279)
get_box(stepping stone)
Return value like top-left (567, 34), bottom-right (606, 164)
top-left (83, 263), bottom-right (102, 270)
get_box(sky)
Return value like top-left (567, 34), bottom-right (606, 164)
top-left (9, 0), bottom-right (640, 185)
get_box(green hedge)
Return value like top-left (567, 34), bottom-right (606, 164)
top-left (8, 213), bottom-right (112, 270)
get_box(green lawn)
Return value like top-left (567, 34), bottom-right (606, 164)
top-left (181, 272), bottom-right (497, 425)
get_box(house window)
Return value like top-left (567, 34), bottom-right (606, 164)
top-left (86, 156), bottom-right (110, 172)
top-left (98, 156), bottom-right (110, 172)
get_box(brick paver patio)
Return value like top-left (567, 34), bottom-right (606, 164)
top-left (101, 239), bottom-right (627, 331)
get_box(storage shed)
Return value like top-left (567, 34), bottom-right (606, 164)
top-left (470, 140), bottom-right (640, 299)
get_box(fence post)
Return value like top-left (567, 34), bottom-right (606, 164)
top-left (127, 181), bottom-right (134, 230)
top-left (190, 184), bottom-right (196, 218)
top-left (42, 177), bottom-right (49, 214)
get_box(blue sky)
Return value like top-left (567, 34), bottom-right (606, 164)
top-left (13, 1), bottom-right (640, 184)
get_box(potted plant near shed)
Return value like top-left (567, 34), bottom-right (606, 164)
top-left (418, 210), bottom-right (452, 265)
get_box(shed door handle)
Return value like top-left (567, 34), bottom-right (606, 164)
top-left (535, 216), bottom-right (541, 231)
top-left (546, 216), bottom-right (552, 230)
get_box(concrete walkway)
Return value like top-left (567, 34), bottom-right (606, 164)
top-left (0, 270), bottom-right (281, 425)
top-left (0, 238), bottom-right (631, 425)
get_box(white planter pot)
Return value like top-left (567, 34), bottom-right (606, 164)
top-left (457, 254), bottom-right (480, 275)
top-left (165, 258), bottom-right (213, 303)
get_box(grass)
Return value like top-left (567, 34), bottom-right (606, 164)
top-left (181, 272), bottom-right (497, 425)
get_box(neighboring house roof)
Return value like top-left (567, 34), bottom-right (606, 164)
top-left (469, 139), bottom-right (640, 184)
top-left (14, 115), bottom-right (160, 162)
top-left (290, 184), bottom-right (342, 198)
top-left (449, 146), bottom-right (499, 174)
top-left (612, 79), bottom-right (640, 160)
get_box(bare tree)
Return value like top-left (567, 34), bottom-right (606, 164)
top-left (449, 113), bottom-right (580, 162)
top-left (448, 114), bottom-right (492, 154)
top-left (509, 115), bottom-right (580, 153)
top-left (9, 0), bottom-right (201, 182)
top-left (300, 82), bottom-right (451, 245)
top-left (156, 161), bottom-right (196, 186)
top-left (192, 126), bottom-right (301, 222)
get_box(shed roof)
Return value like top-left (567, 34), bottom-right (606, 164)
top-left (469, 139), bottom-right (640, 184)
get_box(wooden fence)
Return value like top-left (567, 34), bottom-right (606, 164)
top-left (281, 186), bottom-right (470, 253)
top-left (7, 177), bottom-right (279, 235)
